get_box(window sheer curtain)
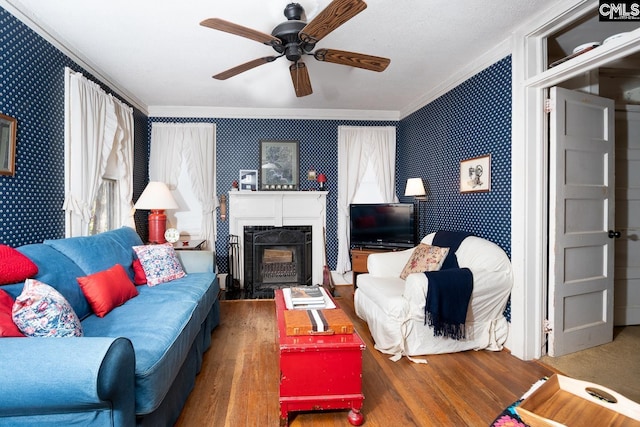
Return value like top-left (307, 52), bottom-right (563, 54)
top-left (336, 126), bottom-right (398, 273)
top-left (63, 67), bottom-right (134, 237)
top-left (149, 123), bottom-right (217, 248)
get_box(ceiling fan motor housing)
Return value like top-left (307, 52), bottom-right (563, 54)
top-left (284, 3), bottom-right (304, 20)
top-left (271, 3), bottom-right (315, 61)
top-left (271, 20), bottom-right (314, 61)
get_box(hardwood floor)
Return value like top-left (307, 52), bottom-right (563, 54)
top-left (176, 285), bottom-right (554, 426)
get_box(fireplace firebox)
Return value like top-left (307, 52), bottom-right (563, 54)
top-left (244, 226), bottom-right (312, 298)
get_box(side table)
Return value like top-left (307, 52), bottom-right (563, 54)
top-left (351, 247), bottom-right (392, 288)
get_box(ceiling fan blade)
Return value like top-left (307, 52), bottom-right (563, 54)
top-left (200, 18), bottom-right (281, 47)
top-left (289, 62), bottom-right (313, 97)
top-left (213, 56), bottom-right (279, 80)
top-left (299, 0), bottom-right (367, 44)
top-left (314, 49), bottom-right (390, 72)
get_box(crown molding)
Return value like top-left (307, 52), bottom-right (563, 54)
top-left (147, 105), bottom-right (400, 121)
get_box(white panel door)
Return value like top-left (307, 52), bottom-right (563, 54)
top-left (615, 108), bottom-right (640, 326)
top-left (548, 87), bottom-right (615, 357)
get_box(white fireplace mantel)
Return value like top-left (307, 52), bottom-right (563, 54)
top-left (228, 191), bottom-right (328, 288)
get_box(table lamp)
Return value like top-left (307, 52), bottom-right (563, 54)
top-left (134, 181), bottom-right (179, 244)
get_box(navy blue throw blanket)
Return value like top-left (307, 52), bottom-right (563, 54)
top-left (424, 231), bottom-right (474, 339)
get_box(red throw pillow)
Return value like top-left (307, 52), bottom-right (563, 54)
top-left (0, 245), bottom-right (38, 285)
top-left (132, 258), bottom-right (147, 285)
top-left (0, 289), bottom-right (25, 337)
top-left (77, 264), bottom-right (139, 317)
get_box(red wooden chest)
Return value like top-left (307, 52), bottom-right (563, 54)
top-left (275, 289), bottom-right (366, 426)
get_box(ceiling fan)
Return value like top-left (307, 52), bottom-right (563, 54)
top-left (200, 0), bottom-right (390, 97)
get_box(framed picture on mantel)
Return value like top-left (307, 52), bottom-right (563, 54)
top-left (259, 140), bottom-right (299, 191)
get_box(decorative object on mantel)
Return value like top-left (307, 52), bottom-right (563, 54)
top-left (460, 154), bottom-right (491, 193)
top-left (134, 181), bottom-right (179, 244)
top-left (239, 170), bottom-right (257, 191)
top-left (231, 180), bottom-right (238, 191)
top-left (259, 140), bottom-right (299, 191)
top-left (317, 173), bottom-right (327, 191)
top-left (307, 167), bottom-right (317, 181)
top-left (0, 113), bottom-right (17, 176)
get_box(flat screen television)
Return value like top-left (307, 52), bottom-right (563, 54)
top-left (349, 203), bottom-right (416, 249)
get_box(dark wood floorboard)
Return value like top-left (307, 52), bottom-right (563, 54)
top-left (175, 285), bottom-right (553, 426)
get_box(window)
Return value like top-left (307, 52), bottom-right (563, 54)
top-left (90, 178), bottom-right (117, 235)
top-left (351, 160), bottom-right (384, 204)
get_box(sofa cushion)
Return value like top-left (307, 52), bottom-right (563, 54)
top-left (132, 244), bottom-right (186, 286)
top-left (132, 258), bottom-right (147, 285)
top-left (80, 272), bottom-right (218, 414)
top-left (77, 264), bottom-right (139, 317)
top-left (13, 279), bottom-right (83, 337)
top-left (3, 244), bottom-right (92, 319)
top-left (0, 289), bottom-right (24, 337)
top-left (399, 244), bottom-right (449, 279)
top-left (0, 244), bottom-right (39, 285)
top-left (44, 227), bottom-right (142, 280)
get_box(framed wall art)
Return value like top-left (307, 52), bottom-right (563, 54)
top-left (460, 154), bottom-right (491, 193)
top-left (239, 169), bottom-right (257, 191)
top-left (0, 113), bottom-right (17, 176)
top-left (259, 140), bottom-right (299, 191)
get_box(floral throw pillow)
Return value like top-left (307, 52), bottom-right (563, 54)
top-left (132, 243), bottom-right (186, 286)
top-left (399, 244), bottom-right (450, 280)
top-left (12, 279), bottom-right (83, 337)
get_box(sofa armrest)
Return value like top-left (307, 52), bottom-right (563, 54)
top-left (176, 250), bottom-right (215, 273)
top-left (0, 337), bottom-right (135, 426)
top-left (366, 248), bottom-right (415, 277)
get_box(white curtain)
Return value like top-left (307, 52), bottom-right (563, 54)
top-left (112, 98), bottom-right (135, 229)
top-left (64, 67), bottom-right (134, 237)
top-left (150, 123), bottom-right (217, 248)
top-left (336, 126), bottom-right (398, 273)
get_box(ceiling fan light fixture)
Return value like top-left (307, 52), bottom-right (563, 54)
top-left (285, 44), bottom-right (302, 62)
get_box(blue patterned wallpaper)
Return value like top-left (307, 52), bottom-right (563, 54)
top-left (398, 56), bottom-right (512, 256)
top-left (149, 117), bottom-right (398, 272)
top-left (0, 7), bottom-right (149, 247)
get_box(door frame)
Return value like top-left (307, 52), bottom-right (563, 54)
top-left (510, 0), bottom-right (640, 360)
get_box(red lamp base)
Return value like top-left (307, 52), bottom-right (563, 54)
top-left (148, 210), bottom-right (167, 244)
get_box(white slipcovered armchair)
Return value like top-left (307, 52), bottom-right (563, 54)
top-left (354, 232), bottom-right (512, 360)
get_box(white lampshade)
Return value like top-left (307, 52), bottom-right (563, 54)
top-left (134, 181), bottom-right (179, 210)
top-left (404, 178), bottom-right (426, 199)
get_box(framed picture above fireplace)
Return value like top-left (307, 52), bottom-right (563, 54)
top-left (259, 140), bottom-right (299, 191)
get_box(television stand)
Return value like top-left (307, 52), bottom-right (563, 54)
top-left (351, 247), bottom-right (395, 288)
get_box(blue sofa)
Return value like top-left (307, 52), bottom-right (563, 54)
top-left (0, 227), bottom-right (220, 426)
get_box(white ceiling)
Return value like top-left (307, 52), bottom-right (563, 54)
top-left (4, 0), bottom-right (560, 118)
